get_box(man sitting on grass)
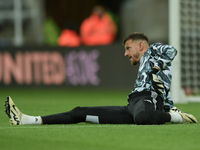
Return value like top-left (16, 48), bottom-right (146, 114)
top-left (4, 32), bottom-right (198, 125)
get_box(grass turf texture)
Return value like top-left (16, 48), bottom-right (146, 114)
top-left (0, 87), bottom-right (200, 150)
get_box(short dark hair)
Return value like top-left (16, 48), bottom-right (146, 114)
top-left (123, 32), bottom-right (149, 46)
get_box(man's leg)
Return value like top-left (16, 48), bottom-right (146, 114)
top-left (42, 106), bottom-right (134, 124)
top-left (127, 97), bottom-right (171, 125)
top-left (128, 95), bottom-right (198, 125)
top-left (4, 96), bottom-right (134, 125)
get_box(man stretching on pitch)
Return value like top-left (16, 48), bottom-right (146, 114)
top-left (4, 32), bottom-right (198, 125)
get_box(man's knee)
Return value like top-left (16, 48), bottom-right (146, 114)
top-left (71, 106), bottom-right (81, 112)
top-left (71, 106), bottom-right (87, 116)
top-left (70, 106), bottom-right (87, 122)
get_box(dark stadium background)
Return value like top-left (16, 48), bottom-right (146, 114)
top-left (0, 0), bottom-right (169, 90)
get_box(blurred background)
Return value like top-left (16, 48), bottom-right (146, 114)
top-left (0, 0), bottom-right (169, 47)
top-left (0, 0), bottom-right (199, 103)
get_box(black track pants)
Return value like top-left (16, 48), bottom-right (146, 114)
top-left (42, 104), bottom-right (170, 125)
top-left (42, 92), bottom-right (171, 125)
top-left (42, 106), bottom-right (134, 124)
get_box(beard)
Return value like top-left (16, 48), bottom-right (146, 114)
top-left (131, 60), bottom-right (138, 66)
top-left (130, 53), bottom-right (140, 66)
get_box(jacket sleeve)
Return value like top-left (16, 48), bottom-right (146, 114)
top-left (149, 43), bottom-right (178, 70)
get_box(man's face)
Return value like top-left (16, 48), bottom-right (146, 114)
top-left (124, 39), bottom-right (141, 65)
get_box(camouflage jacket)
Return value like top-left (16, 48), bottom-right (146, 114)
top-left (128, 43), bottom-right (177, 112)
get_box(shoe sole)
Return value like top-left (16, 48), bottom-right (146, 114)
top-left (4, 96), bottom-right (22, 125)
top-left (4, 96), bottom-right (11, 119)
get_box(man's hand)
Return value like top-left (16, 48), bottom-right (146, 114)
top-left (148, 68), bottom-right (164, 95)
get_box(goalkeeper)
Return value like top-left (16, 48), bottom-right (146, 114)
top-left (4, 32), bottom-right (198, 125)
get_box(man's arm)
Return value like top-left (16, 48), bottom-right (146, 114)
top-left (150, 44), bottom-right (177, 70)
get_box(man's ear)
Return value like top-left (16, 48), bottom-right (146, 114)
top-left (139, 41), bottom-right (144, 51)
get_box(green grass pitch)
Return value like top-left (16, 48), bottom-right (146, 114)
top-left (0, 87), bottom-right (200, 150)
